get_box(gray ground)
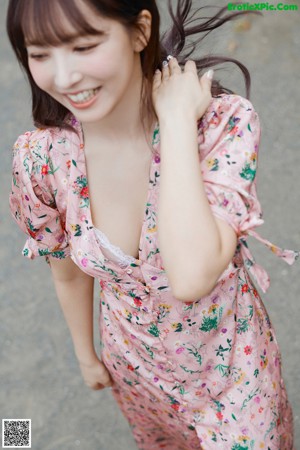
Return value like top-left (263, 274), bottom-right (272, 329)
top-left (1, 1), bottom-right (299, 449)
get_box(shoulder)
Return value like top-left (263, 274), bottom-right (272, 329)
top-left (13, 119), bottom-right (80, 158)
top-left (12, 118), bottom-right (81, 177)
top-left (11, 119), bottom-right (81, 204)
top-left (205, 93), bottom-right (258, 118)
top-left (197, 93), bottom-right (261, 158)
top-left (199, 93), bottom-right (260, 133)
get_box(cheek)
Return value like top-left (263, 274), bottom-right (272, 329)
top-left (28, 61), bottom-right (51, 91)
top-left (86, 51), bottom-right (117, 81)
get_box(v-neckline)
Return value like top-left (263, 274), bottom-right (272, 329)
top-left (74, 119), bottom-right (160, 265)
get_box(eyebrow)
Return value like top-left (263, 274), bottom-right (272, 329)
top-left (25, 30), bottom-right (106, 47)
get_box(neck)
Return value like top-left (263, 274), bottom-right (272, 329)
top-left (81, 58), bottom-right (156, 147)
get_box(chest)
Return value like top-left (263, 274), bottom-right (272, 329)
top-left (84, 147), bottom-right (153, 260)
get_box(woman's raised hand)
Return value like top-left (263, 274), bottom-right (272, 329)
top-left (79, 356), bottom-right (114, 391)
top-left (152, 57), bottom-right (213, 122)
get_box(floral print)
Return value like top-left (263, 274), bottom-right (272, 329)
top-left (9, 94), bottom-right (299, 449)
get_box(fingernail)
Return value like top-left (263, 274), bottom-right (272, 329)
top-left (166, 55), bottom-right (174, 61)
top-left (162, 60), bottom-right (168, 67)
top-left (206, 69), bottom-right (214, 80)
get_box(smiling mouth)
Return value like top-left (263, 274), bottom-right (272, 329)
top-left (66, 87), bottom-right (101, 104)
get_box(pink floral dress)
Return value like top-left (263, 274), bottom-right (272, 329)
top-left (9, 94), bottom-right (299, 450)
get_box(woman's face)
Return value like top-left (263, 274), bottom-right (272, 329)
top-left (26, 2), bottom-right (147, 125)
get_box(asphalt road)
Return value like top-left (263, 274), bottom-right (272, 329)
top-left (1, 1), bottom-right (299, 449)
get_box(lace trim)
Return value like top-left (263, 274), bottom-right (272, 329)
top-left (94, 227), bottom-right (136, 267)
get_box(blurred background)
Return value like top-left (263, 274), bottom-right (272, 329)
top-left (1, 0), bottom-right (299, 448)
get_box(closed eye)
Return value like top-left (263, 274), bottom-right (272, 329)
top-left (28, 53), bottom-right (48, 61)
top-left (74, 44), bottom-right (98, 52)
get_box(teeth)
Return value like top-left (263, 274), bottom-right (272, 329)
top-left (68, 88), bottom-right (99, 103)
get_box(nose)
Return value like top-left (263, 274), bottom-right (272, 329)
top-left (53, 54), bottom-right (83, 91)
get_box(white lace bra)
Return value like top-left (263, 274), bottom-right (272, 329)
top-left (94, 227), bottom-right (137, 268)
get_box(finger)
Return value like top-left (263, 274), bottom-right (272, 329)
top-left (168, 57), bottom-right (181, 75)
top-left (162, 60), bottom-right (170, 79)
top-left (184, 59), bottom-right (197, 72)
top-left (200, 69), bottom-right (214, 90)
top-left (152, 69), bottom-right (162, 89)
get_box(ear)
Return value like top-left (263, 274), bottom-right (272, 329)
top-left (132, 9), bottom-right (152, 53)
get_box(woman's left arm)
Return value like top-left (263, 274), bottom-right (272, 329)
top-left (158, 113), bottom-right (237, 302)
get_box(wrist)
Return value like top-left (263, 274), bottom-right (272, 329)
top-left (159, 114), bottom-right (199, 139)
top-left (158, 111), bottom-right (198, 129)
top-left (75, 347), bottom-right (99, 366)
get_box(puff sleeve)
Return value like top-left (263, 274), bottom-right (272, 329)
top-left (198, 94), bottom-right (299, 292)
top-left (9, 130), bottom-right (71, 264)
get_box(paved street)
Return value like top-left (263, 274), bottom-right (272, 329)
top-left (1, 1), bottom-right (299, 449)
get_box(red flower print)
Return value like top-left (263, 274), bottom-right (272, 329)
top-left (127, 364), bottom-right (135, 371)
top-left (134, 298), bottom-right (142, 307)
top-left (41, 164), bottom-right (49, 175)
top-left (244, 345), bottom-right (252, 355)
top-left (171, 403), bottom-right (179, 411)
top-left (100, 280), bottom-right (106, 289)
top-left (229, 125), bottom-right (238, 135)
top-left (80, 186), bottom-right (89, 198)
top-left (28, 229), bottom-right (37, 239)
top-left (277, 417), bottom-right (281, 427)
top-left (242, 284), bottom-right (249, 293)
top-left (216, 412), bottom-right (223, 421)
top-left (66, 160), bottom-right (71, 169)
top-left (253, 289), bottom-right (258, 298)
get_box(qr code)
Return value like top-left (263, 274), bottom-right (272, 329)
top-left (2, 420), bottom-right (31, 448)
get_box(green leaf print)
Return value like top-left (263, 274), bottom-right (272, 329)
top-left (237, 317), bottom-right (249, 334)
top-left (248, 305), bottom-right (254, 320)
top-left (215, 338), bottom-right (232, 361)
top-left (200, 315), bottom-right (218, 332)
top-left (141, 342), bottom-right (154, 359)
top-left (241, 387), bottom-right (260, 410)
top-left (48, 250), bottom-right (67, 259)
top-left (136, 349), bottom-right (155, 367)
top-left (147, 323), bottom-right (160, 337)
top-left (47, 156), bottom-right (59, 175)
top-left (186, 344), bottom-right (203, 365)
top-left (174, 323), bottom-right (183, 332)
top-left (37, 249), bottom-right (51, 256)
top-left (179, 365), bottom-right (202, 375)
top-left (74, 224), bottom-right (82, 237)
top-left (45, 227), bottom-right (52, 233)
top-left (214, 364), bottom-right (230, 377)
top-left (240, 162), bottom-right (256, 181)
top-left (211, 432), bottom-right (217, 442)
top-left (153, 127), bottom-right (159, 142)
top-left (157, 285), bottom-right (169, 291)
top-left (72, 159), bottom-right (77, 167)
top-left (231, 444), bottom-right (248, 450)
top-left (123, 377), bottom-right (140, 387)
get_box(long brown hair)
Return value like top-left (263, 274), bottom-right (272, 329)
top-left (6, 0), bottom-right (262, 134)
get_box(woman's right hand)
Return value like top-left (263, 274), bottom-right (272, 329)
top-left (78, 355), bottom-right (114, 391)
